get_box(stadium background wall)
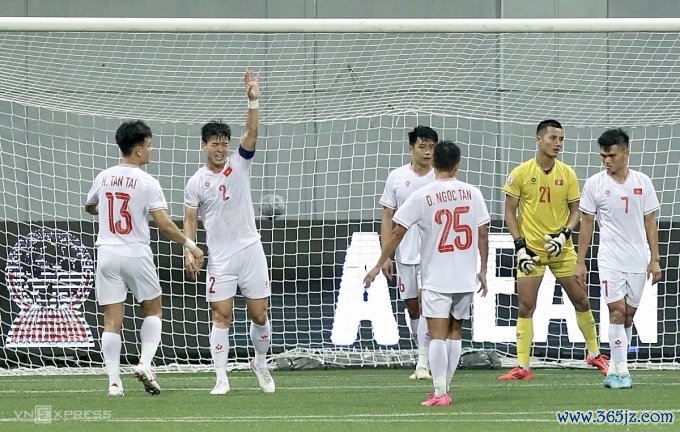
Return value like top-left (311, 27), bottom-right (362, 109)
top-left (3, 0), bottom-right (680, 22)
top-left (0, 219), bottom-right (677, 368)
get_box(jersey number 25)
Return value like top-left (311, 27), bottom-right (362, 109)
top-left (435, 206), bottom-right (472, 253)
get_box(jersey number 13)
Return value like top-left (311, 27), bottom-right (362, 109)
top-left (105, 192), bottom-right (132, 235)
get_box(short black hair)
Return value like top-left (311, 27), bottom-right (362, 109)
top-left (408, 125), bottom-right (439, 146)
top-left (598, 128), bottom-right (630, 150)
top-left (115, 120), bottom-right (152, 156)
top-left (433, 140), bottom-right (461, 171)
top-left (536, 119), bottom-right (563, 136)
top-left (201, 121), bottom-right (232, 143)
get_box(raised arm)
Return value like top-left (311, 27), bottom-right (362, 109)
top-left (240, 69), bottom-right (260, 152)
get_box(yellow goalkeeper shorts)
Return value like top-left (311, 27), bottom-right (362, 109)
top-left (517, 247), bottom-right (576, 278)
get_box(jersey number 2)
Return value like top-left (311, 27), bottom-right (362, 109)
top-left (435, 206), bottom-right (472, 253)
top-left (105, 192), bottom-right (132, 235)
top-left (219, 185), bottom-right (231, 201)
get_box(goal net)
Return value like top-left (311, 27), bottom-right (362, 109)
top-left (0, 18), bottom-right (678, 374)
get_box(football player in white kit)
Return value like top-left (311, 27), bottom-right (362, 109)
top-left (85, 120), bottom-right (205, 397)
top-left (576, 128), bottom-right (662, 390)
top-left (365, 140), bottom-right (490, 407)
top-left (379, 125), bottom-right (438, 380)
top-left (183, 70), bottom-right (275, 395)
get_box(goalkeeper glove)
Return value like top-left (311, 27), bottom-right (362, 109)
top-left (543, 227), bottom-right (572, 258)
top-left (515, 237), bottom-right (540, 275)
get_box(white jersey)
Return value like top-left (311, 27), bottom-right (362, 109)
top-left (86, 164), bottom-right (167, 246)
top-left (184, 150), bottom-right (260, 274)
top-left (393, 178), bottom-right (490, 294)
top-left (580, 169), bottom-right (660, 273)
top-left (379, 163), bottom-right (435, 264)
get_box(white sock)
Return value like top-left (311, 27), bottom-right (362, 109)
top-left (210, 326), bottom-right (230, 380)
top-left (616, 361), bottom-right (629, 376)
top-left (428, 339), bottom-right (448, 397)
top-left (139, 316), bottom-right (162, 367)
top-left (625, 325), bottom-right (633, 348)
top-left (416, 317), bottom-right (430, 369)
top-left (608, 324), bottom-right (628, 376)
top-left (250, 320), bottom-right (271, 369)
top-left (446, 339), bottom-right (462, 391)
top-left (102, 332), bottom-right (122, 386)
top-left (409, 317), bottom-right (419, 341)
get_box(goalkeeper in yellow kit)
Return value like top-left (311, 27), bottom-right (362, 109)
top-left (498, 119), bottom-right (609, 380)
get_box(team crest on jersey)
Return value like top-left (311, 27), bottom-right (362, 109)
top-left (204, 181), bottom-right (211, 189)
top-left (506, 175), bottom-right (513, 185)
top-left (634, 188), bottom-right (643, 195)
top-left (605, 190), bottom-right (611, 196)
top-left (555, 179), bottom-right (563, 186)
top-left (405, 181), bottom-right (411, 187)
top-left (531, 177), bottom-right (536, 183)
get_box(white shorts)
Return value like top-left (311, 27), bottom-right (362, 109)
top-left (95, 244), bottom-right (162, 305)
top-left (206, 242), bottom-right (271, 302)
top-left (421, 289), bottom-right (473, 320)
top-left (395, 262), bottom-right (421, 301)
top-left (599, 267), bottom-right (648, 308)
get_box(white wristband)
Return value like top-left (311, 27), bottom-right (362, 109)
top-left (248, 99), bottom-right (259, 109)
top-left (184, 239), bottom-right (197, 251)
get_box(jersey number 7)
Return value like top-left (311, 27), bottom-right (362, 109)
top-left (105, 192), bottom-right (132, 235)
top-left (435, 206), bottom-right (472, 253)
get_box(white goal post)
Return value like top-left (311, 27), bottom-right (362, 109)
top-left (4, 17), bottom-right (680, 33)
top-left (0, 18), bottom-right (678, 374)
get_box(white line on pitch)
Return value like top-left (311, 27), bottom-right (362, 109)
top-left (0, 380), bottom-right (677, 394)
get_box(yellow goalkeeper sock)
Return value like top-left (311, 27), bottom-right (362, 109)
top-left (576, 310), bottom-right (600, 355)
top-left (516, 317), bottom-right (533, 368)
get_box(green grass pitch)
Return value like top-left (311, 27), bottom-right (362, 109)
top-left (1, 369), bottom-right (678, 431)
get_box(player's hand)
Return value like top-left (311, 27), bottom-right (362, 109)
top-left (185, 248), bottom-right (204, 280)
top-left (543, 227), bottom-right (572, 258)
top-left (575, 261), bottom-right (587, 289)
top-left (363, 265), bottom-right (381, 288)
top-left (648, 260), bottom-right (662, 284)
top-left (477, 269), bottom-right (488, 297)
top-left (380, 257), bottom-right (394, 279)
top-left (192, 247), bottom-right (205, 269)
top-left (244, 69), bottom-right (259, 101)
top-left (515, 237), bottom-right (540, 275)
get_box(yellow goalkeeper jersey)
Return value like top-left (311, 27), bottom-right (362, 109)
top-left (503, 158), bottom-right (580, 254)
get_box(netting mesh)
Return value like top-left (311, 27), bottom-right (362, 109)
top-left (0, 29), bottom-right (678, 374)
top-left (2, 32), bottom-right (680, 125)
